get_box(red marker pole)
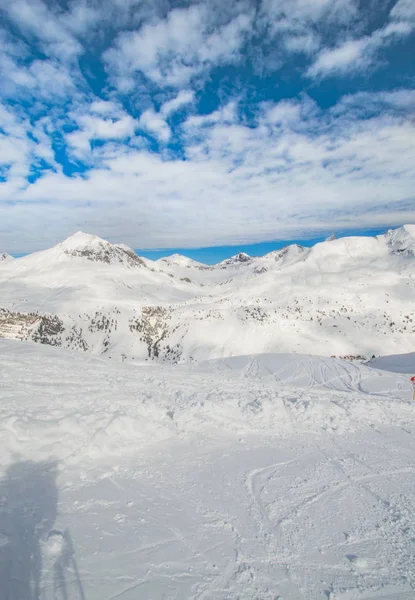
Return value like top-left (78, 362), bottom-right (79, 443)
top-left (411, 376), bottom-right (415, 401)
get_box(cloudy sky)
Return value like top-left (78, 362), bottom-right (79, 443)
top-left (1, 0), bottom-right (414, 255)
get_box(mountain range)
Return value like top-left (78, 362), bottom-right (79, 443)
top-left (0, 226), bottom-right (414, 361)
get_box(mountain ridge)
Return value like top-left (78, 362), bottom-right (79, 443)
top-left (2, 224), bottom-right (414, 268)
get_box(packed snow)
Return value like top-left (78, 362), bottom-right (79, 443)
top-left (0, 225), bottom-right (414, 361)
top-left (368, 352), bottom-right (415, 375)
top-left (0, 339), bottom-right (415, 599)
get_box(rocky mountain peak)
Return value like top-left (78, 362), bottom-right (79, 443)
top-left (58, 232), bottom-right (145, 267)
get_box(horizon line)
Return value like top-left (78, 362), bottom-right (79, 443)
top-left (6, 224), bottom-right (405, 265)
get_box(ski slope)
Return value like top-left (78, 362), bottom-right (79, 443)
top-left (368, 352), bottom-right (415, 375)
top-left (1, 339), bottom-right (415, 599)
top-left (196, 353), bottom-right (412, 397)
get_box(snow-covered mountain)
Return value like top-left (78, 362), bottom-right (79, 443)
top-left (46, 231), bottom-right (146, 267)
top-left (0, 226), bottom-right (414, 361)
top-left (385, 223), bottom-right (415, 256)
top-left (0, 252), bottom-right (13, 262)
top-left (218, 251), bottom-right (253, 267)
top-left (157, 253), bottom-right (209, 270)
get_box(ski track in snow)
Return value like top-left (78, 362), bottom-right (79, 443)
top-left (1, 340), bottom-right (415, 599)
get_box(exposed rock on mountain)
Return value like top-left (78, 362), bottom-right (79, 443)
top-left (59, 232), bottom-right (145, 267)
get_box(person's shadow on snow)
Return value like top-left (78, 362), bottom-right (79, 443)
top-left (0, 460), bottom-right (85, 600)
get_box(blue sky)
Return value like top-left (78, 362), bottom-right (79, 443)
top-left (137, 226), bottom-right (391, 264)
top-left (0, 0), bottom-right (414, 256)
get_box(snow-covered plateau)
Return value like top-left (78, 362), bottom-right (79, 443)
top-left (0, 226), bottom-right (415, 598)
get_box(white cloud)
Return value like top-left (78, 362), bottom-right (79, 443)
top-left (89, 100), bottom-right (121, 115)
top-left (1, 0), bottom-right (82, 60)
top-left (0, 103), bottom-right (58, 197)
top-left (104, 5), bottom-right (253, 88)
top-left (184, 101), bottom-right (239, 130)
top-left (0, 1), bottom-right (414, 253)
top-left (64, 0), bottom-right (162, 35)
top-left (77, 115), bottom-right (136, 139)
top-left (66, 111), bottom-right (138, 158)
top-left (307, 3), bottom-right (414, 78)
top-left (0, 25), bottom-right (80, 103)
top-left (262, 100), bottom-right (303, 126)
top-left (391, 0), bottom-right (415, 21)
top-left (28, 60), bottom-right (76, 96)
top-left (0, 135), bottom-right (29, 171)
top-left (334, 89), bottom-right (415, 114)
top-left (139, 109), bottom-right (171, 142)
top-left (307, 38), bottom-right (372, 78)
top-left (161, 90), bottom-right (195, 117)
top-left (260, 0), bottom-right (358, 48)
top-left (136, 90), bottom-right (195, 142)
top-left (0, 56), bottom-right (77, 100)
top-left (2, 93), bottom-right (415, 253)
top-left (250, 0), bottom-right (363, 73)
top-left (283, 33), bottom-right (321, 55)
top-left (0, 0), bottom-right (163, 62)
top-left (268, 0), bottom-right (357, 22)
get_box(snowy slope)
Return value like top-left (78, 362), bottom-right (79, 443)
top-left (368, 352), bottom-right (415, 374)
top-left (1, 339), bottom-right (415, 599)
top-left (0, 226), bottom-right (414, 360)
top-left (196, 353), bottom-right (412, 396)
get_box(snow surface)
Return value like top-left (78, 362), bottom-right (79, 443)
top-left (195, 353), bottom-right (413, 397)
top-left (1, 339), bottom-right (415, 599)
top-left (368, 352), bottom-right (415, 375)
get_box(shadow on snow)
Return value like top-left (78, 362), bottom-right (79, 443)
top-left (0, 460), bottom-right (85, 600)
